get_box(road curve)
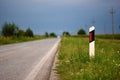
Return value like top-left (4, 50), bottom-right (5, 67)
top-left (0, 38), bottom-right (60, 80)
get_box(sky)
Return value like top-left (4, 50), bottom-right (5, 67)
top-left (0, 0), bottom-right (120, 35)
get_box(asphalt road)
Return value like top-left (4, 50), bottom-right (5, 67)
top-left (0, 38), bottom-right (60, 80)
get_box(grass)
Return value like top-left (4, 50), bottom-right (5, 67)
top-left (72, 34), bottom-right (120, 40)
top-left (57, 37), bottom-right (120, 80)
top-left (95, 34), bottom-right (120, 40)
top-left (0, 36), bottom-right (47, 45)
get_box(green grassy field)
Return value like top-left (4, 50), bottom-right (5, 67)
top-left (95, 34), bottom-right (120, 40)
top-left (0, 36), bottom-right (46, 45)
top-left (57, 37), bottom-right (120, 80)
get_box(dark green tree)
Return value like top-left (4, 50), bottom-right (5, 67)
top-left (77, 29), bottom-right (86, 35)
top-left (45, 32), bottom-right (49, 37)
top-left (0, 29), bottom-right (1, 36)
top-left (63, 31), bottom-right (70, 36)
top-left (18, 29), bottom-right (25, 37)
top-left (119, 25), bottom-right (120, 34)
top-left (50, 32), bottom-right (57, 37)
top-left (25, 28), bottom-right (34, 37)
top-left (2, 22), bottom-right (19, 37)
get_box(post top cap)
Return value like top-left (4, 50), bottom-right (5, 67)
top-left (89, 26), bottom-right (95, 32)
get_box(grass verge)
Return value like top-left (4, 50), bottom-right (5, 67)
top-left (57, 37), bottom-right (120, 80)
top-left (0, 36), bottom-right (47, 45)
top-left (95, 34), bottom-right (120, 40)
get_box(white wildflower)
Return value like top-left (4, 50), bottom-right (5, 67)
top-left (117, 51), bottom-right (120, 53)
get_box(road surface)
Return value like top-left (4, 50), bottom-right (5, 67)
top-left (0, 38), bottom-right (60, 80)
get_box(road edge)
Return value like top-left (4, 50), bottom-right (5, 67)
top-left (24, 38), bottom-right (61, 80)
top-left (49, 52), bottom-right (59, 80)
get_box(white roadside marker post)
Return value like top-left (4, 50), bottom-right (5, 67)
top-left (89, 26), bottom-right (95, 58)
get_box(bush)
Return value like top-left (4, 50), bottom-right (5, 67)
top-left (18, 29), bottom-right (25, 37)
top-left (25, 28), bottom-right (34, 37)
top-left (77, 29), bottom-right (86, 35)
top-left (2, 22), bottom-right (19, 37)
top-left (63, 31), bottom-right (70, 36)
top-left (49, 32), bottom-right (57, 37)
top-left (45, 32), bottom-right (49, 37)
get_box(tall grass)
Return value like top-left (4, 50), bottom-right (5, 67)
top-left (96, 34), bottom-right (120, 40)
top-left (0, 36), bottom-right (46, 45)
top-left (57, 37), bottom-right (120, 80)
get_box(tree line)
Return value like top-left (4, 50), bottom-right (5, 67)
top-left (45, 28), bottom-right (86, 37)
top-left (62, 29), bottom-right (86, 37)
top-left (0, 22), bottom-right (86, 37)
top-left (0, 22), bottom-right (34, 37)
top-left (0, 22), bottom-right (59, 38)
top-left (45, 32), bottom-right (57, 37)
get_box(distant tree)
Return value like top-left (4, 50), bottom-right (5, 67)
top-left (2, 22), bottom-right (19, 37)
top-left (25, 28), bottom-right (34, 37)
top-left (18, 29), bottom-right (25, 37)
top-left (0, 29), bottom-right (1, 36)
top-left (45, 32), bottom-right (49, 37)
top-left (63, 31), bottom-right (70, 36)
top-left (49, 32), bottom-right (57, 37)
top-left (77, 29), bottom-right (86, 35)
top-left (14, 26), bottom-right (19, 37)
top-left (119, 25), bottom-right (120, 34)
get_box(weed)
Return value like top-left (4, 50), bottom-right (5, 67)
top-left (57, 37), bottom-right (120, 80)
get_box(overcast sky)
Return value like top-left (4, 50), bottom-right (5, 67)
top-left (0, 0), bottom-right (120, 35)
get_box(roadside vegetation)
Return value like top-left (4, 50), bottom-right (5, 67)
top-left (57, 37), bottom-right (120, 80)
top-left (0, 22), bottom-right (57, 45)
top-left (96, 34), bottom-right (120, 40)
top-left (1, 22), bottom-right (34, 37)
top-left (0, 36), bottom-right (47, 45)
top-left (72, 34), bottom-right (120, 40)
top-left (77, 28), bottom-right (86, 35)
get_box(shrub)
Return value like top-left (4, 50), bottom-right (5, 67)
top-left (18, 29), bottom-right (25, 37)
top-left (49, 32), bottom-right (57, 37)
top-left (2, 22), bottom-right (19, 37)
top-left (63, 31), bottom-right (70, 36)
top-left (77, 29), bottom-right (86, 35)
top-left (45, 32), bottom-right (49, 37)
top-left (25, 28), bottom-right (34, 37)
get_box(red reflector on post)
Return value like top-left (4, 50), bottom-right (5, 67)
top-left (89, 30), bottom-right (95, 42)
top-left (90, 32), bottom-right (92, 42)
